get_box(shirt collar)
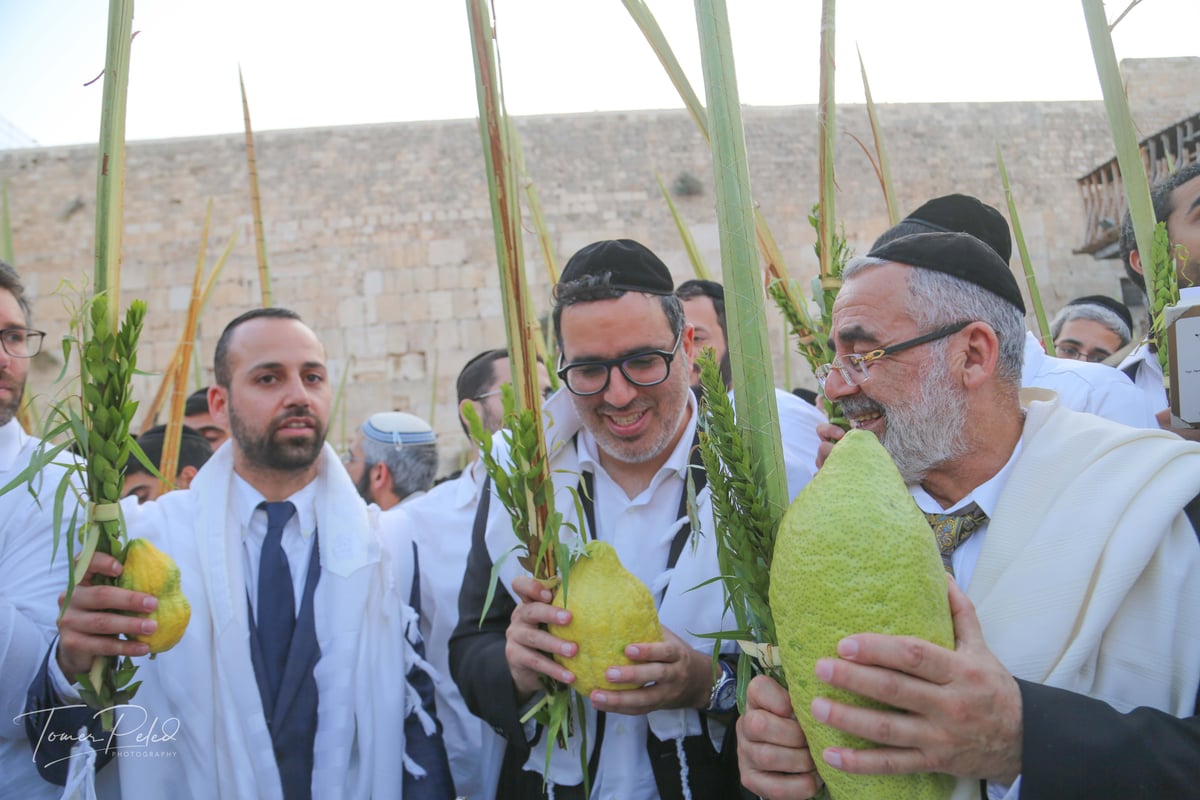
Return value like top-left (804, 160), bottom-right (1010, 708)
top-left (0, 419), bottom-right (28, 473)
top-left (457, 460), bottom-right (487, 508)
top-left (909, 435), bottom-right (1023, 519)
top-left (232, 471), bottom-right (319, 539)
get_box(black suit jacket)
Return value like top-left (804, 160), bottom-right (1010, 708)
top-left (1018, 679), bottom-right (1200, 799)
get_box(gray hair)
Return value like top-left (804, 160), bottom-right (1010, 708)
top-left (1049, 304), bottom-right (1131, 348)
top-left (361, 436), bottom-right (438, 500)
top-left (843, 256), bottom-right (1025, 385)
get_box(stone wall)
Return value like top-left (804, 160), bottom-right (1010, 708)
top-left (2, 57), bottom-right (1197, 470)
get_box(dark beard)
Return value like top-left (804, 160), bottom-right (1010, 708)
top-left (0, 382), bottom-right (24, 428)
top-left (229, 404), bottom-right (326, 473)
top-left (355, 465), bottom-right (374, 504)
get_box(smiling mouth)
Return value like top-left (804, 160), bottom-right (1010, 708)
top-left (847, 410), bottom-right (883, 428)
top-left (607, 409), bottom-right (646, 427)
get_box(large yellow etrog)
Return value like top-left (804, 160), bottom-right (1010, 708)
top-left (117, 538), bottom-right (191, 655)
top-left (548, 540), bottom-right (663, 695)
top-left (769, 429), bottom-right (954, 800)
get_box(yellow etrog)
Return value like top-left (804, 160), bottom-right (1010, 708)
top-left (769, 429), bottom-right (954, 800)
top-left (548, 540), bottom-right (663, 694)
top-left (117, 538), bottom-right (191, 655)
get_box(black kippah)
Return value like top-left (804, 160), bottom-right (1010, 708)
top-left (558, 239), bottom-right (674, 296)
top-left (903, 193), bottom-right (1013, 265)
top-left (1067, 294), bottom-right (1134, 334)
top-left (867, 231), bottom-right (1026, 314)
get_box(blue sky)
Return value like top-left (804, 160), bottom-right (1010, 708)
top-left (1, 0), bottom-right (1197, 148)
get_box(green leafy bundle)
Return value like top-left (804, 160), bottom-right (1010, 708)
top-left (74, 296), bottom-right (147, 725)
top-left (695, 350), bottom-right (786, 705)
top-left (767, 206), bottom-right (853, 430)
top-left (462, 387), bottom-right (588, 789)
top-left (1148, 222), bottom-right (1181, 376)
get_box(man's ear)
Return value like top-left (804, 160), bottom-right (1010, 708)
top-left (1129, 249), bottom-right (1144, 276)
top-left (959, 322), bottom-right (1001, 389)
top-left (458, 398), bottom-right (476, 433)
top-left (176, 465), bottom-right (199, 490)
top-left (209, 385), bottom-right (230, 428)
top-left (371, 462), bottom-right (391, 495)
top-left (680, 322), bottom-right (696, 360)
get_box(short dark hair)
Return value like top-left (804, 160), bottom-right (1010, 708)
top-left (126, 424), bottom-right (214, 476)
top-left (676, 279), bottom-right (732, 387)
top-left (792, 387), bottom-right (819, 405)
top-left (456, 349), bottom-right (508, 405)
top-left (0, 259), bottom-right (32, 325)
top-left (551, 274), bottom-right (686, 351)
top-left (213, 308), bottom-right (303, 387)
top-left (1120, 160), bottom-right (1200, 291)
top-left (675, 279), bottom-right (727, 337)
top-left (184, 387), bottom-right (211, 417)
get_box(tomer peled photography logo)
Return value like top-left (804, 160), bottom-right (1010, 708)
top-left (17, 703), bottom-right (182, 768)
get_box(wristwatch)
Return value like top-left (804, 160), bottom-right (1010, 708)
top-left (705, 660), bottom-right (737, 714)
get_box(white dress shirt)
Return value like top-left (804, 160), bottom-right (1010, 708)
top-left (388, 460), bottom-right (504, 800)
top-left (908, 437), bottom-right (1022, 594)
top-left (774, 386), bottom-right (826, 498)
top-left (1022, 331), bottom-right (1157, 428)
top-left (231, 475), bottom-right (319, 617)
top-left (572, 411), bottom-right (700, 800)
top-left (1, 420), bottom-right (77, 799)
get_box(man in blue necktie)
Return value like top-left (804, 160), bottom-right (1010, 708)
top-left (25, 308), bottom-right (453, 799)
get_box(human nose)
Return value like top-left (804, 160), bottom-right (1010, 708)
top-left (601, 364), bottom-right (639, 407)
top-left (819, 361), bottom-right (860, 401)
top-left (280, 372), bottom-right (311, 407)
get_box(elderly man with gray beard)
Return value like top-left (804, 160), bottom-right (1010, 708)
top-left (736, 232), bottom-right (1200, 800)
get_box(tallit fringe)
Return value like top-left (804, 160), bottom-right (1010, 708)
top-left (401, 606), bottom-right (440, 778)
top-left (402, 752), bottom-right (428, 780)
top-left (675, 736), bottom-right (692, 800)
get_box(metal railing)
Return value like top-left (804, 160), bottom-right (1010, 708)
top-left (1077, 112), bottom-right (1200, 257)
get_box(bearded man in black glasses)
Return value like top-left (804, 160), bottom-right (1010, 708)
top-left (450, 239), bottom-right (746, 800)
top-left (737, 232), bottom-right (1200, 800)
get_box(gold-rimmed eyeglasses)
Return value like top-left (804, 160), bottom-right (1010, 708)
top-left (816, 321), bottom-right (973, 388)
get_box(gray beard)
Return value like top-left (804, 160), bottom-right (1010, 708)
top-left (885, 360), bottom-right (969, 483)
top-left (583, 376), bottom-right (691, 467)
top-left (839, 356), bottom-right (969, 484)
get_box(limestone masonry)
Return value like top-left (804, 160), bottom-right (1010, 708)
top-left (2, 57), bottom-right (1196, 470)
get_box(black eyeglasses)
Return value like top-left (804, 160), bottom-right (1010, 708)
top-left (0, 328), bottom-right (46, 359)
top-left (816, 321), bottom-right (973, 388)
top-left (556, 331), bottom-right (682, 397)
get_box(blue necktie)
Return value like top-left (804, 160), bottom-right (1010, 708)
top-left (258, 500), bottom-right (297, 702)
